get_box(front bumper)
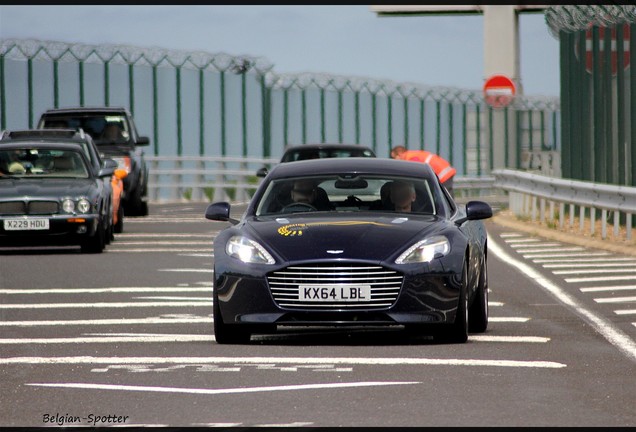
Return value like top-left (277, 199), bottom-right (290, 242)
top-left (0, 214), bottom-right (101, 246)
top-left (214, 262), bottom-right (462, 331)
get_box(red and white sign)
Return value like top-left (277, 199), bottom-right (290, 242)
top-left (576, 23), bottom-right (630, 75)
top-left (483, 74), bottom-right (516, 108)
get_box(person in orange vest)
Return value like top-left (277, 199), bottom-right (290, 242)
top-left (390, 145), bottom-right (456, 198)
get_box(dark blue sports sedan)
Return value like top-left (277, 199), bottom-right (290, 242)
top-left (205, 157), bottom-right (492, 344)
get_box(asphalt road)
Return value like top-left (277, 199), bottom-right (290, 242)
top-left (1, 202), bottom-right (635, 427)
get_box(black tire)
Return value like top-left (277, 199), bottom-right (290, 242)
top-left (80, 221), bottom-right (105, 254)
top-left (437, 263), bottom-right (468, 343)
top-left (213, 296), bottom-right (251, 344)
top-left (114, 204), bottom-right (124, 234)
top-left (468, 254), bottom-right (489, 333)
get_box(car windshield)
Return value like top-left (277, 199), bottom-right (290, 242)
top-left (0, 148), bottom-right (89, 178)
top-left (255, 174), bottom-right (438, 216)
top-left (40, 114), bottom-right (130, 145)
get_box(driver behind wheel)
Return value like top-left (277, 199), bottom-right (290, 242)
top-left (288, 179), bottom-right (333, 211)
top-left (291, 179), bottom-right (317, 206)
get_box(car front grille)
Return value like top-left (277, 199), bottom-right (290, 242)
top-left (0, 201), bottom-right (59, 215)
top-left (268, 263), bottom-right (403, 309)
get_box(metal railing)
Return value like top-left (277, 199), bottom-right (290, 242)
top-left (493, 168), bottom-right (635, 241)
top-left (146, 155), bottom-right (501, 204)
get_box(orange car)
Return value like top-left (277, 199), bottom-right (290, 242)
top-left (111, 168), bottom-right (128, 234)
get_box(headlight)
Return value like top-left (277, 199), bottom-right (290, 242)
top-left (226, 235), bottom-right (275, 264)
top-left (62, 198), bottom-right (91, 214)
top-left (62, 199), bottom-right (75, 213)
top-left (395, 235), bottom-right (451, 264)
top-left (77, 198), bottom-right (91, 214)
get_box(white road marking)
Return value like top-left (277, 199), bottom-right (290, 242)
top-left (543, 263), bottom-right (636, 269)
top-left (533, 257), bottom-right (636, 264)
top-left (106, 249), bottom-right (213, 253)
top-left (488, 317), bottom-right (531, 322)
top-left (469, 335), bottom-right (549, 343)
top-left (523, 252), bottom-right (611, 259)
top-left (0, 335), bottom-right (216, 344)
top-left (500, 233), bottom-right (524, 238)
top-left (0, 317), bottom-right (213, 326)
top-left (0, 287), bottom-right (212, 294)
top-left (594, 296), bottom-right (636, 304)
top-left (133, 296), bottom-right (211, 301)
top-left (27, 381), bottom-right (421, 395)
top-left (158, 269), bottom-right (214, 273)
top-left (503, 238), bottom-right (542, 243)
top-left (581, 285), bottom-right (636, 293)
top-left (565, 275), bottom-right (636, 283)
top-left (113, 241), bottom-right (212, 246)
top-left (0, 301), bottom-right (212, 309)
top-left (615, 309), bottom-right (636, 315)
top-left (3, 356), bottom-right (567, 368)
top-left (517, 247), bottom-right (585, 254)
top-left (510, 243), bottom-right (562, 249)
top-left (554, 268), bottom-right (636, 275)
top-left (489, 234), bottom-right (636, 363)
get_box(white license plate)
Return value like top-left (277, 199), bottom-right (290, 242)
top-left (298, 285), bottom-right (371, 302)
top-left (3, 218), bottom-right (50, 231)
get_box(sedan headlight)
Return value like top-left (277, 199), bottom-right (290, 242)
top-left (226, 235), bottom-right (275, 264)
top-left (395, 235), bottom-right (451, 264)
top-left (61, 198), bottom-right (92, 214)
top-left (77, 198), bottom-right (91, 214)
top-left (62, 199), bottom-right (75, 213)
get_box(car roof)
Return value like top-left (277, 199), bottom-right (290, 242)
top-left (0, 140), bottom-right (90, 153)
top-left (40, 106), bottom-right (130, 115)
top-left (282, 143), bottom-right (375, 154)
top-left (267, 157), bottom-right (436, 179)
top-left (0, 128), bottom-right (93, 143)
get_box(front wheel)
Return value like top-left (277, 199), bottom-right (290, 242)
top-left (468, 254), bottom-right (489, 333)
top-left (80, 221), bottom-right (105, 254)
top-left (437, 263), bottom-right (468, 343)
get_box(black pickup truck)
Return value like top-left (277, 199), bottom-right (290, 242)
top-left (38, 107), bottom-right (150, 216)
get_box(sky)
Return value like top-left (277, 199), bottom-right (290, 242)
top-left (0, 5), bottom-right (560, 97)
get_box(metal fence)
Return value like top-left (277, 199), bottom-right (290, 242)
top-left (0, 38), bottom-right (560, 177)
top-left (545, 5), bottom-right (636, 187)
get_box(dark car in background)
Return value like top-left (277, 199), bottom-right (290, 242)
top-left (38, 106), bottom-right (150, 216)
top-left (0, 128), bottom-right (127, 240)
top-left (206, 157), bottom-right (492, 344)
top-left (256, 143), bottom-right (376, 177)
top-left (0, 137), bottom-right (115, 253)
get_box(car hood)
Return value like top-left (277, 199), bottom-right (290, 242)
top-left (0, 178), bottom-right (97, 199)
top-left (243, 213), bottom-right (448, 262)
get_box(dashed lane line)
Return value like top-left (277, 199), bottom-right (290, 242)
top-left (2, 356), bottom-right (567, 368)
top-left (489, 234), bottom-right (636, 363)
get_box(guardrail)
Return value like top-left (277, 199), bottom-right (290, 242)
top-left (146, 156), bottom-right (502, 204)
top-left (493, 169), bottom-right (635, 241)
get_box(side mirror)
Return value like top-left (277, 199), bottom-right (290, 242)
top-left (256, 166), bottom-right (268, 178)
top-left (136, 136), bottom-right (150, 146)
top-left (455, 200), bottom-right (493, 225)
top-left (103, 158), bottom-right (118, 169)
top-left (205, 201), bottom-right (239, 225)
top-left (98, 166), bottom-right (115, 178)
